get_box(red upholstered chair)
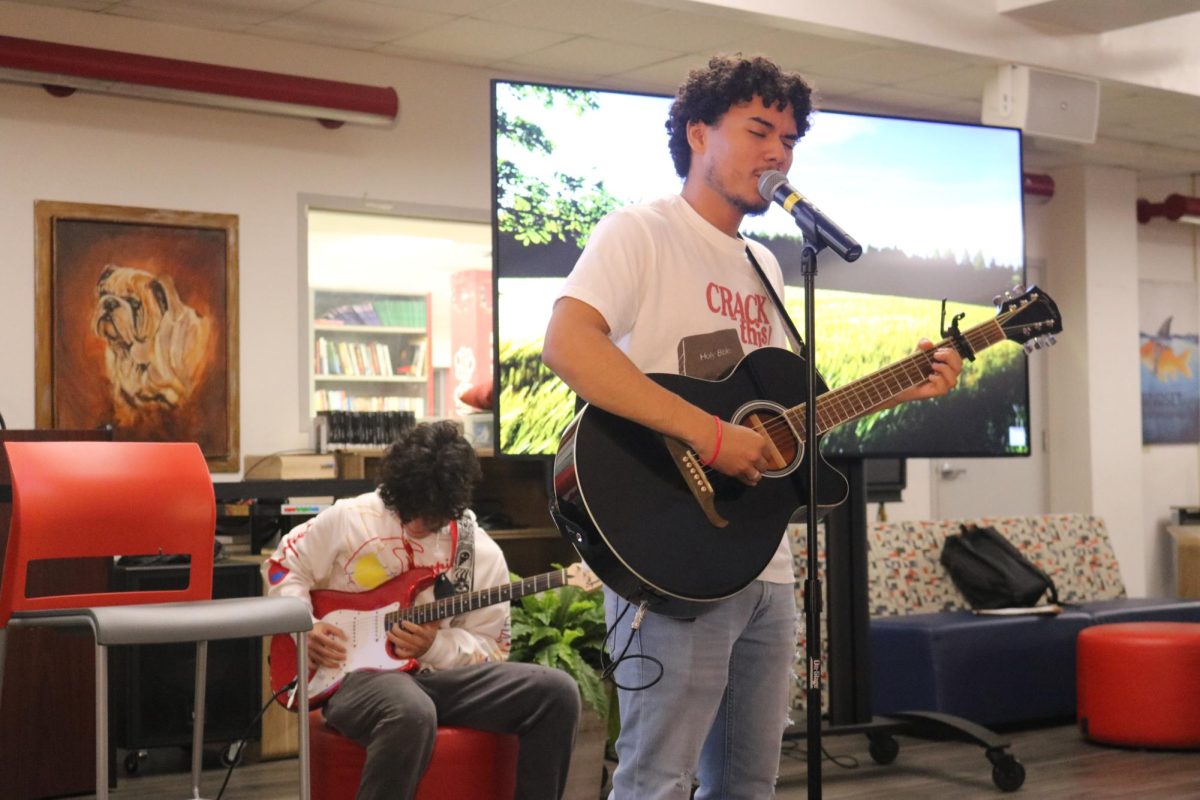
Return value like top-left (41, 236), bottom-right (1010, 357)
top-left (309, 710), bottom-right (519, 800)
top-left (0, 441), bottom-right (314, 800)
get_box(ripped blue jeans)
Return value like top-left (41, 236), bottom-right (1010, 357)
top-left (605, 580), bottom-right (796, 800)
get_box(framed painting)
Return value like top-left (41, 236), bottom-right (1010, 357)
top-left (35, 201), bottom-right (240, 471)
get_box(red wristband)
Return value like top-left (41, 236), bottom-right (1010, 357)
top-left (701, 415), bottom-right (723, 467)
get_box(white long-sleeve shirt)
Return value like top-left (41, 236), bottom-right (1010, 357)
top-left (262, 492), bottom-right (511, 670)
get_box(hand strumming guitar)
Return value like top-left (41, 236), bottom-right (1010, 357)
top-left (308, 620), bottom-right (348, 671)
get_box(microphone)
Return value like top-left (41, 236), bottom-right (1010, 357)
top-left (757, 170), bottom-right (862, 262)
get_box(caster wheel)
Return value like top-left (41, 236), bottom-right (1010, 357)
top-left (867, 733), bottom-right (899, 765)
top-left (124, 750), bottom-right (148, 775)
top-left (992, 756), bottom-right (1026, 792)
top-left (221, 740), bottom-right (245, 768)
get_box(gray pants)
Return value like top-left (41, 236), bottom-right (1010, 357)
top-left (321, 662), bottom-right (581, 800)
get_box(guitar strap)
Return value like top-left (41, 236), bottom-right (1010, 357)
top-left (743, 243), bottom-right (806, 354)
top-left (434, 517), bottom-right (476, 599)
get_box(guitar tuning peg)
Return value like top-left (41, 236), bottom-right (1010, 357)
top-left (1013, 283), bottom-right (1025, 294)
top-left (1023, 341), bottom-right (1035, 354)
top-left (993, 294), bottom-right (1003, 306)
top-left (1046, 334), bottom-right (1057, 347)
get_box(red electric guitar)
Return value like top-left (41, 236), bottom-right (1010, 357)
top-left (269, 562), bottom-right (601, 710)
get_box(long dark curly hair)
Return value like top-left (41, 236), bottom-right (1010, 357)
top-left (377, 420), bottom-right (482, 525)
top-left (666, 54), bottom-right (814, 179)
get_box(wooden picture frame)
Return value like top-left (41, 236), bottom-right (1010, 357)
top-left (34, 201), bottom-right (240, 472)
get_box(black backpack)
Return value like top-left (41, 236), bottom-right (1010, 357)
top-left (939, 524), bottom-right (1060, 610)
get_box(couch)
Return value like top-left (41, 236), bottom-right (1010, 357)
top-left (867, 514), bottom-right (1200, 726)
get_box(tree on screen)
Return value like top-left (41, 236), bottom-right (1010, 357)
top-left (496, 85), bottom-right (620, 249)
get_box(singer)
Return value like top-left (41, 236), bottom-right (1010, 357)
top-left (542, 54), bottom-right (963, 800)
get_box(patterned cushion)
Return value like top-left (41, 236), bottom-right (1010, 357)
top-left (867, 514), bottom-right (1126, 617)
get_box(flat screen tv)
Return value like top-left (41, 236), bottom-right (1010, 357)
top-left (492, 79), bottom-right (1028, 459)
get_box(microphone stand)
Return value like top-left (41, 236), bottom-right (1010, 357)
top-left (788, 227), bottom-right (857, 799)
top-left (800, 239), bottom-right (825, 799)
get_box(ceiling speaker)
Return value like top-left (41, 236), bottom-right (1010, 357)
top-left (982, 64), bottom-right (1099, 144)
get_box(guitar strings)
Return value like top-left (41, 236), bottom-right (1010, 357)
top-left (686, 306), bottom-right (1040, 478)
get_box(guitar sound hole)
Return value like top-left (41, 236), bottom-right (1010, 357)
top-left (738, 408), bottom-right (799, 470)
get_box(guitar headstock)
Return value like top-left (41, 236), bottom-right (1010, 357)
top-left (564, 562), bottom-right (603, 592)
top-left (994, 285), bottom-right (1063, 352)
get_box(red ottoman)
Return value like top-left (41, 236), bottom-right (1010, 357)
top-left (1077, 622), bottom-right (1200, 748)
top-left (308, 710), bottom-right (519, 800)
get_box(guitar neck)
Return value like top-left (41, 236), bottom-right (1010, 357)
top-left (389, 569), bottom-right (567, 627)
top-left (789, 317), bottom-right (1009, 437)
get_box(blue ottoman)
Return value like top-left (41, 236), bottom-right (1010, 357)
top-left (870, 610), bottom-right (1092, 725)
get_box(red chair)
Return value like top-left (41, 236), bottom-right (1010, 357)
top-left (0, 441), bottom-right (314, 799)
top-left (309, 710), bottom-right (519, 800)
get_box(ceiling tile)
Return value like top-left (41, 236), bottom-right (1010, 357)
top-left (930, 97), bottom-right (985, 125)
top-left (815, 47), bottom-right (977, 86)
top-left (717, 29), bottom-right (882, 71)
top-left (108, 0), bottom-right (313, 29)
top-left (380, 17), bottom-right (570, 63)
top-left (10, 0), bottom-right (119, 10)
top-left (1162, 134), bottom-right (1200, 153)
top-left (487, 58), bottom-right (600, 85)
top-left (357, 0), bottom-right (501, 15)
top-left (827, 84), bottom-right (958, 119)
top-left (590, 9), bottom-right (765, 54)
top-left (473, 0), bottom-right (659, 36)
top-left (252, 0), bottom-right (453, 44)
top-left (508, 36), bottom-right (682, 77)
top-left (609, 53), bottom-right (713, 94)
top-left (893, 63), bottom-right (997, 101)
top-left (797, 72), bottom-right (876, 103)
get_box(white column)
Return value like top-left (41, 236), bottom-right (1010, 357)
top-left (1044, 164), bottom-right (1146, 594)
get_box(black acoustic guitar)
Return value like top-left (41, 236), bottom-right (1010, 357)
top-left (550, 286), bottom-right (1062, 618)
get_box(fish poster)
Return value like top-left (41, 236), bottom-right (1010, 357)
top-left (1140, 281), bottom-right (1200, 444)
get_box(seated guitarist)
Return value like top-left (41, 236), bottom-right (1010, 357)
top-left (543, 54), bottom-right (963, 799)
top-left (263, 421), bottom-right (580, 800)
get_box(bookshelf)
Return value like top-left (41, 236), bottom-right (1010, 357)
top-left (311, 289), bottom-right (433, 416)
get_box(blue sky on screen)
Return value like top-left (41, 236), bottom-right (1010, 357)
top-left (496, 83), bottom-right (1024, 268)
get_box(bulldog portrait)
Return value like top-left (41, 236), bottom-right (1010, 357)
top-left (92, 264), bottom-right (211, 424)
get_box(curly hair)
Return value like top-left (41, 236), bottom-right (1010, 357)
top-left (666, 54), bottom-right (814, 179)
top-left (377, 420), bottom-right (482, 525)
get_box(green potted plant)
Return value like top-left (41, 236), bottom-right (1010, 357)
top-left (509, 565), bottom-right (610, 799)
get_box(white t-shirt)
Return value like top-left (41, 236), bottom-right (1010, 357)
top-left (560, 193), bottom-right (795, 584)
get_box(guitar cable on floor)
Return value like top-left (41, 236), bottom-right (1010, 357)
top-left (212, 680), bottom-right (295, 800)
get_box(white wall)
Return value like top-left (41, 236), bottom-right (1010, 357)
top-left (0, 5), bottom-right (496, 475)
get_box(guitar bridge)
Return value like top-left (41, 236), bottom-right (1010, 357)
top-left (664, 437), bottom-right (728, 529)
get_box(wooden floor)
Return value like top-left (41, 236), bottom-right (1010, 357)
top-left (74, 721), bottom-right (1200, 799)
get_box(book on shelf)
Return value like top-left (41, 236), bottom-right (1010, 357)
top-left (336, 341), bottom-right (356, 375)
top-left (352, 302), bottom-right (381, 326)
top-left (411, 339), bottom-right (427, 376)
top-left (313, 391), bottom-right (425, 415)
top-left (216, 532), bottom-right (252, 555)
